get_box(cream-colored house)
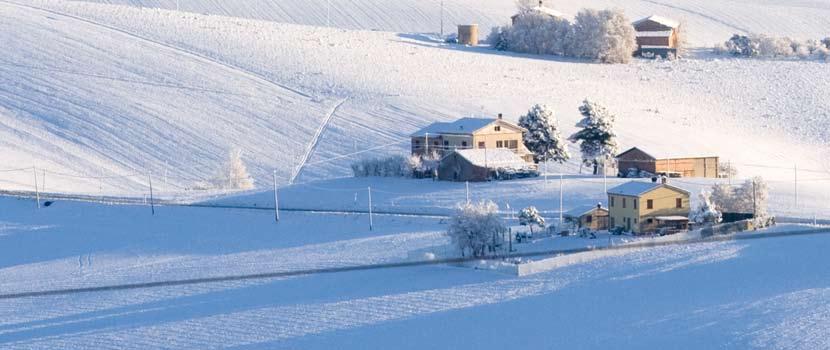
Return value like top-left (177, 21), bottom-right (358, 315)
top-left (607, 180), bottom-right (691, 235)
top-left (411, 115), bottom-right (532, 162)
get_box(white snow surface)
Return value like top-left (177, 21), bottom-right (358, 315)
top-left (1, 197), bottom-right (829, 349)
top-left (1, 0), bottom-right (828, 197)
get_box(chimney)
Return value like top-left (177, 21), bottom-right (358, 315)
top-left (597, 202), bottom-right (602, 209)
top-left (661, 175), bottom-right (668, 184)
top-left (539, 0), bottom-right (543, 6)
top-left (651, 176), bottom-right (658, 183)
top-left (497, 113), bottom-right (503, 120)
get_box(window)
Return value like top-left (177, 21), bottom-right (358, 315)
top-left (478, 142), bottom-right (485, 149)
top-left (586, 215), bottom-right (593, 223)
top-left (495, 126), bottom-right (501, 132)
top-left (647, 218), bottom-right (654, 224)
top-left (496, 141), bottom-right (504, 148)
top-left (610, 197), bottom-right (615, 207)
top-left (623, 198), bottom-right (627, 208)
top-left (434, 141), bottom-right (439, 146)
top-left (414, 140), bottom-right (420, 144)
top-left (647, 199), bottom-right (653, 209)
top-left (634, 218), bottom-right (638, 224)
top-left (443, 141), bottom-right (449, 146)
top-left (462, 141), bottom-right (468, 147)
top-left (509, 140), bottom-right (518, 149)
top-left (634, 199), bottom-right (638, 209)
top-left (676, 198), bottom-right (683, 208)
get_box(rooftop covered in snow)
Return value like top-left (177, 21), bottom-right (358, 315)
top-left (607, 181), bottom-right (690, 197)
top-left (633, 15), bottom-right (680, 29)
top-left (411, 118), bottom-right (496, 137)
top-left (453, 148), bottom-right (528, 169)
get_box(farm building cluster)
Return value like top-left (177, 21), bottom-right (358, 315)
top-left (461, 1), bottom-right (682, 58)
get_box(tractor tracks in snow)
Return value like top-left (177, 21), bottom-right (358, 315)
top-left (0, 0), bottom-right (312, 100)
top-left (289, 97), bottom-right (349, 184)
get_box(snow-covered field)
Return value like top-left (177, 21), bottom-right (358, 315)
top-left (1, 0), bottom-right (828, 196)
top-left (2, 196), bottom-right (830, 349)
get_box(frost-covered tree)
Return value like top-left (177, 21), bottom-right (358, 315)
top-left (216, 148), bottom-right (254, 190)
top-left (569, 8), bottom-right (637, 63)
top-left (709, 177), bottom-right (768, 216)
top-left (351, 156), bottom-right (412, 178)
top-left (447, 201), bottom-right (507, 257)
top-left (690, 190), bottom-right (722, 225)
top-left (486, 26), bottom-right (510, 51)
top-left (720, 34), bottom-right (759, 57)
top-left (507, 12), bottom-right (572, 56)
top-left (519, 104), bottom-right (570, 164)
top-left (518, 206), bottom-right (545, 234)
top-left (823, 37), bottom-right (830, 49)
top-left (569, 99), bottom-right (619, 175)
top-left (718, 162), bottom-right (739, 179)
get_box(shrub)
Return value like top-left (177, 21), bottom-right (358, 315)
top-left (448, 201), bottom-right (506, 257)
top-left (350, 155), bottom-right (411, 178)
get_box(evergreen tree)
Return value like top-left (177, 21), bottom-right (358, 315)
top-left (569, 99), bottom-right (619, 175)
top-left (518, 206), bottom-right (545, 234)
top-left (518, 104), bottom-right (570, 164)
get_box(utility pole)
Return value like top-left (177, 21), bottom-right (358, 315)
top-left (326, 0), bottom-right (331, 27)
top-left (33, 167), bottom-right (40, 209)
top-left (148, 173), bottom-right (155, 215)
top-left (465, 181), bottom-right (471, 204)
top-left (440, 0), bottom-right (445, 38)
top-left (41, 169), bottom-right (46, 194)
top-left (752, 178), bottom-right (757, 218)
top-left (559, 172), bottom-right (563, 229)
top-left (794, 164), bottom-right (798, 208)
top-left (368, 186), bottom-right (374, 231)
top-left (425, 132), bottom-right (429, 156)
top-left (176, 0), bottom-right (179, 11)
top-left (273, 170), bottom-right (280, 222)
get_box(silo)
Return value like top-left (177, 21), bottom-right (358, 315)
top-left (457, 24), bottom-right (479, 46)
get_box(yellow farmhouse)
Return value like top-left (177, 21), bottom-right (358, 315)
top-left (607, 180), bottom-right (691, 235)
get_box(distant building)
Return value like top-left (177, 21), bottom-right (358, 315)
top-left (511, 1), bottom-right (571, 25)
top-left (438, 148), bottom-right (531, 182)
top-left (632, 15), bottom-right (681, 58)
top-left (457, 24), bottom-right (479, 45)
top-left (564, 204), bottom-right (610, 231)
top-left (411, 115), bottom-right (532, 161)
top-left (616, 147), bottom-right (719, 178)
top-left (608, 180), bottom-right (691, 234)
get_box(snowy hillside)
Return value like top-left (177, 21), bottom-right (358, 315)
top-left (1, 0), bottom-right (828, 196)
top-left (74, 0), bottom-right (830, 45)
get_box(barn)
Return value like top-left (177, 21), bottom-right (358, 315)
top-left (564, 204), bottom-right (610, 231)
top-left (616, 147), bottom-right (719, 178)
top-left (632, 15), bottom-right (681, 58)
top-left (438, 148), bottom-right (530, 182)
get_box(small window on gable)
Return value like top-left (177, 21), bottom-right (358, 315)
top-left (623, 198), bottom-right (627, 208)
top-left (586, 215), bottom-right (593, 223)
top-left (478, 142), bottom-right (485, 149)
top-left (647, 199), bottom-right (653, 209)
top-left (676, 198), bottom-right (683, 208)
top-left (495, 126), bottom-right (501, 132)
top-left (634, 199), bottom-right (638, 209)
top-left (610, 197), bottom-right (615, 207)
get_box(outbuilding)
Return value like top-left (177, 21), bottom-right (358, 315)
top-left (616, 147), bottom-right (719, 178)
top-left (564, 204), bottom-right (610, 231)
top-left (438, 148), bottom-right (531, 182)
top-left (633, 15), bottom-right (681, 58)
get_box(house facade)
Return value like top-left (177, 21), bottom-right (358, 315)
top-left (616, 147), bottom-right (719, 178)
top-left (411, 115), bottom-right (532, 161)
top-left (608, 180), bottom-right (691, 234)
top-left (632, 15), bottom-right (681, 58)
